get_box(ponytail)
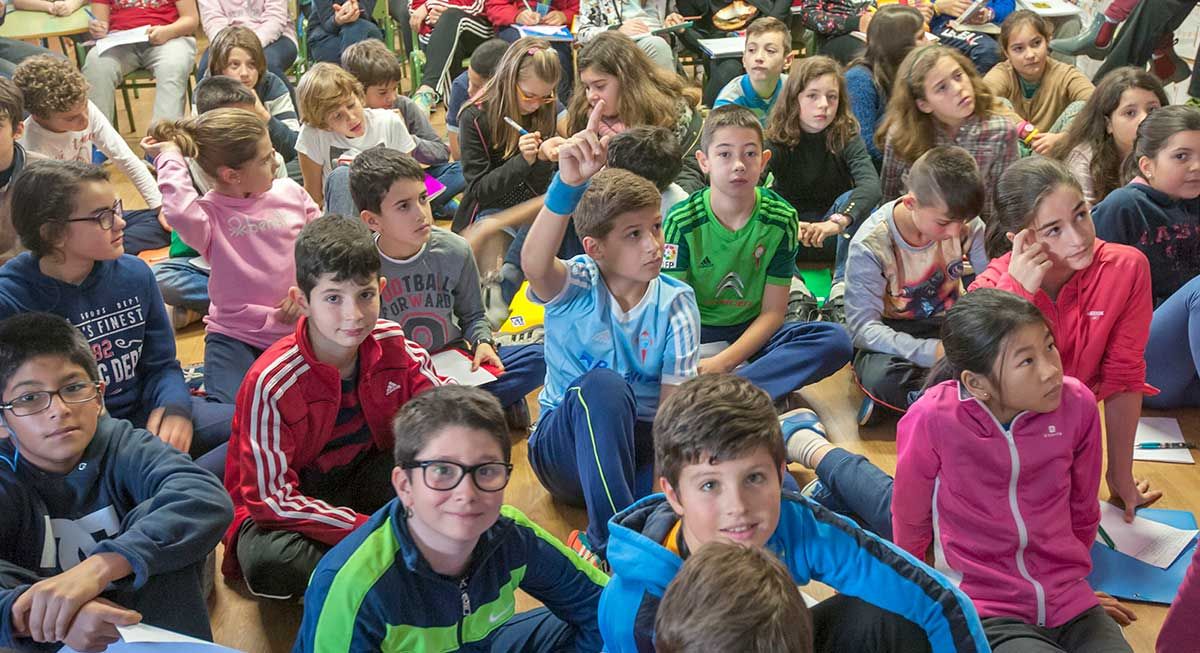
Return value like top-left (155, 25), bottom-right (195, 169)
top-left (147, 108), bottom-right (266, 178)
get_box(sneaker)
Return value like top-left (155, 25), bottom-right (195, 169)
top-left (1152, 36), bottom-right (1191, 84)
top-left (504, 400), bottom-right (531, 433)
top-left (167, 304), bottom-right (201, 331)
top-left (566, 530), bottom-right (609, 574)
top-left (780, 408), bottom-right (829, 468)
top-left (819, 294), bottom-right (846, 324)
top-left (857, 395), bottom-right (882, 427)
top-left (786, 278), bottom-right (821, 323)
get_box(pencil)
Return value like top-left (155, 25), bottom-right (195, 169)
top-left (503, 116), bottom-right (529, 136)
top-left (1098, 525), bottom-right (1116, 550)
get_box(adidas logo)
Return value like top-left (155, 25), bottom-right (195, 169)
top-left (386, 381), bottom-right (402, 396)
top-left (699, 256), bottom-right (713, 268)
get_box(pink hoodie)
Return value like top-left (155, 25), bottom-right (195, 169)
top-left (893, 377), bottom-right (1103, 628)
top-left (156, 151), bottom-right (321, 349)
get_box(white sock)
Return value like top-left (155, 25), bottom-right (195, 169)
top-left (782, 411), bottom-right (830, 468)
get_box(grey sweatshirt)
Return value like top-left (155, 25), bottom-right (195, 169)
top-left (377, 227), bottom-right (490, 353)
top-left (844, 200), bottom-right (989, 367)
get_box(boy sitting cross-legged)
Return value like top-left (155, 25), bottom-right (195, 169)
top-left (599, 373), bottom-right (991, 653)
top-left (520, 100), bottom-right (701, 566)
top-left (664, 104), bottom-right (852, 407)
top-left (295, 385), bottom-right (608, 653)
top-left (220, 215), bottom-right (444, 600)
top-left (0, 312), bottom-right (233, 650)
top-left (350, 146), bottom-right (545, 429)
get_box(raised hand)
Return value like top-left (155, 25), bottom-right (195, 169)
top-left (556, 100), bottom-right (609, 186)
top-left (1006, 228), bottom-right (1051, 295)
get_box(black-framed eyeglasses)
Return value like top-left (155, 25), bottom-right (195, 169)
top-left (64, 199), bottom-right (123, 230)
top-left (0, 381), bottom-right (101, 417)
top-left (400, 460), bottom-right (513, 492)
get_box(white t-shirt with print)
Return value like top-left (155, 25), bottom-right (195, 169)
top-left (295, 107), bottom-right (417, 175)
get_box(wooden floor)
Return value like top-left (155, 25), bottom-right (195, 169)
top-left (97, 41), bottom-right (1198, 652)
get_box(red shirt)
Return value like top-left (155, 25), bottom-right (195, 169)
top-left (970, 240), bottom-right (1156, 401)
top-left (95, 0), bottom-right (180, 32)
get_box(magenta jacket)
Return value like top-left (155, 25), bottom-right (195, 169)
top-left (893, 377), bottom-right (1103, 628)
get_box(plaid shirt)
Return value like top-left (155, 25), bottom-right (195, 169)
top-left (880, 113), bottom-right (1018, 224)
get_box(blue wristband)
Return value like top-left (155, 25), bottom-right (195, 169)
top-left (545, 173), bottom-right (590, 216)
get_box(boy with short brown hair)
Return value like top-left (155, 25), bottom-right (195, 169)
top-left (713, 17), bottom-right (793, 126)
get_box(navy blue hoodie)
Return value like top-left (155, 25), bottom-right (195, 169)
top-left (0, 253), bottom-right (192, 422)
top-left (0, 415), bottom-right (233, 650)
top-left (1093, 182), bottom-right (1200, 306)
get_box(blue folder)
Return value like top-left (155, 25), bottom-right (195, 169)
top-left (1088, 508), bottom-right (1198, 605)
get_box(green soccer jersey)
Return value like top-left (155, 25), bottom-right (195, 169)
top-left (662, 187), bottom-right (798, 326)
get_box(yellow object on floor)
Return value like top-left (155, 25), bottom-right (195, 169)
top-left (500, 281), bottom-right (544, 333)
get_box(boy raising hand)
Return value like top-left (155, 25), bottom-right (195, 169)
top-left (521, 100), bottom-right (701, 568)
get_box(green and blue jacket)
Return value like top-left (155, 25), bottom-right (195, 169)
top-left (294, 498), bottom-right (608, 652)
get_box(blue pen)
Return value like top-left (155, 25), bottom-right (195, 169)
top-left (503, 116), bottom-right (529, 136)
top-left (84, 7), bottom-right (97, 20)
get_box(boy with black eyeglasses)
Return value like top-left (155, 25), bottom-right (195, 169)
top-left (0, 312), bottom-right (233, 651)
top-left (295, 385), bottom-right (608, 653)
top-left (221, 215), bottom-right (445, 601)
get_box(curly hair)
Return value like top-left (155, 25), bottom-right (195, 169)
top-left (13, 55), bottom-right (88, 117)
top-left (766, 55), bottom-right (858, 152)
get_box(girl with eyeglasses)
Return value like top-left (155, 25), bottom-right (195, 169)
top-left (452, 38), bottom-right (562, 235)
top-left (0, 159), bottom-right (233, 477)
top-left (295, 385), bottom-right (609, 653)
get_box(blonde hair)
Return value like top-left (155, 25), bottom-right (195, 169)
top-left (297, 63), bottom-right (365, 128)
top-left (876, 45), bottom-right (996, 164)
top-left (565, 32), bottom-right (697, 133)
top-left (13, 54), bottom-right (87, 117)
top-left (473, 37), bottom-right (561, 157)
top-left (147, 108), bottom-right (267, 177)
top-left (766, 55), bottom-right (857, 152)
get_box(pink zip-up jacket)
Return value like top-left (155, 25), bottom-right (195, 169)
top-left (894, 377), bottom-right (1103, 628)
top-left (969, 239), bottom-right (1156, 401)
top-left (156, 150), bottom-right (321, 349)
top-left (197, 0), bottom-right (297, 47)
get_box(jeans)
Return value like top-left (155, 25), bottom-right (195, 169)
top-left (1145, 275), bottom-right (1200, 409)
top-left (425, 160), bottom-right (465, 218)
top-left (198, 36), bottom-right (298, 82)
top-left (808, 447), bottom-right (896, 540)
top-left (153, 257), bottom-right (211, 314)
top-left (122, 208), bottom-right (172, 255)
top-left (0, 37), bottom-right (56, 77)
top-left (203, 332), bottom-right (265, 404)
top-left (125, 396), bottom-right (234, 479)
top-left (700, 320), bottom-right (852, 401)
top-left (83, 36), bottom-right (198, 126)
top-left (309, 19), bottom-right (384, 64)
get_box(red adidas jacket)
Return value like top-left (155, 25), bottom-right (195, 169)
top-left (221, 317), bottom-right (444, 578)
top-left (484, 0), bottom-right (578, 27)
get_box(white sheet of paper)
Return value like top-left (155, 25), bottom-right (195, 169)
top-left (431, 349), bottom-right (498, 386)
top-left (697, 36), bottom-right (745, 58)
top-left (515, 25), bottom-right (573, 41)
top-left (92, 26), bottom-right (151, 57)
top-left (1134, 417), bottom-right (1195, 464)
top-left (1097, 502), bottom-right (1199, 569)
top-left (1017, 0), bottom-right (1082, 17)
top-left (63, 624), bottom-right (239, 652)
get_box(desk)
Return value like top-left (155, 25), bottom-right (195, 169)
top-left (0, 7), bottom-right (89, 40)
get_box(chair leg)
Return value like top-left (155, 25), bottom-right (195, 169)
top-left (120, 84), bottom-right (135, 134)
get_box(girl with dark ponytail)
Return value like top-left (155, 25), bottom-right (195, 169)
top-left (896, 288), bottom-right (1135, 651)
top-left (973, 156), bottom-right (1159, 523)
